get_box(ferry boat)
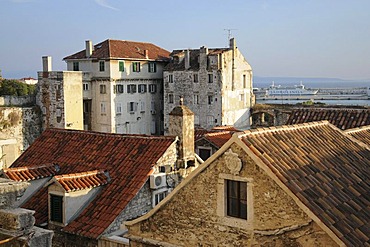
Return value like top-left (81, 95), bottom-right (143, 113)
top-left (266, 81), bottom-right (318, 96)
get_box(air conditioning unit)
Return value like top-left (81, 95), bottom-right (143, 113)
top-left (150, 173), bottom-right (167, 189)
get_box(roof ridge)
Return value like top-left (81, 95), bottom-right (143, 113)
top-left (344, 124), bottom-right (370, 133)
top-left (205, 131), bottom-right (232, 137)
top-left (4, 163), bottom-right (57, 172)
top-left (239, 120), bottom-right (330, 137)
top-left (54, 169), bottom-right (106, 180)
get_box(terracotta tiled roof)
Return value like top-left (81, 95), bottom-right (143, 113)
top-left (195, 126), bottom-right (240, 142)
top-left (3, 163), bottom-right (60, 181)
top-left (11, 128), bottom-right (176, 239)
top-left (240, 121), bottom-right (370, 246)
top-left (344, 125), bottom-right (370, 146)
top-left (63, 39), bottom-right (170, 61)
top-left (53, 170), bottom-right (110, 192)
top-left (202, 131), bottom-right (234, 148)
top-left (286, 108), bottom-right (370, 130)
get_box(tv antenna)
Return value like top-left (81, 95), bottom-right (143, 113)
top-left (224, 28), bottom-right (237, 40)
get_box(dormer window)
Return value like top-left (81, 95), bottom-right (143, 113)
top-left (50, 194), bottom-right (63, 223)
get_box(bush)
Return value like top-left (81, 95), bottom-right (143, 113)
top-left (0, 79), bottom-right (36, 96)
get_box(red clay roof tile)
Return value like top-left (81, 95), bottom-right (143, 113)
top-left (239, 121), bottom-right (370, 246)
top-left (3, 163), bottom-right (60, 181)
top-left (11, 128), bottom-right (176, 239)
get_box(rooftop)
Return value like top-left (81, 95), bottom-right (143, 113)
top-left (3, 163), bottom-right (60, 181)
top-left (10, 128), bottom-right (176, 239)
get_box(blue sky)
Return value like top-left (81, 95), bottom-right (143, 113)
top-left (1, 0), bottom-right (370, 81)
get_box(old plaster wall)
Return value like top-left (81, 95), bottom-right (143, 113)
top-left (0, 107), bottom-right (41, 168)
top-left (128, 143), bottom-right (336, 246)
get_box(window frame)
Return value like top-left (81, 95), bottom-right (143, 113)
top-left (127, 84), bottom-right (137, 94)
top-left (152, 188), bottom-right (168, 207)
top-left (168, 93), bottom-right (174, 104)
top-left (217, 174), bottom-right (253, 229)
top-left (119, 61), bottom-right (125, 72)
top-left (138, 84), bottom-right (147, 93)
top-left (73, 62), bottom-right (79, 71)
top-left (99, 61), bottom-right (105, 72)
top-left (83, 83), bottom-right (89, 91)
top-left (193, 73), bottom-right (198, 83)
top-left (132, 62), bottom-right (141, 72)
top-left (149, 84), bottom-right (157, 93)
top-left (148, 62), bottom-right (157, 73)
top-left (100, 84), bottom-right (107, 94)
top-left (208, 73), bottom-right (213, 83)
top-left (50, 194), bottom-right (63, 223)
top-left (168, 74), bottom-right (173, 83)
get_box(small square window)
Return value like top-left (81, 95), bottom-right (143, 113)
top-left (116, 102), bottom-right (122, 114)
top-left (208, 74), bottom-right (213, 83)
top-left (128, 102), bottom-right (138, 112)
top-left (119, 61), bottom-right (125, 72)
top-left (169, 94), bottom-right (174, 104)
top-left (208, 95), bottom-right (214, 105)
top-left (132, 62), bottom-right (141, 72)
top-left (148, 62), bottom-right (157, 73)
top-left (100, 102), bottom-right (106, 114)
top-left (194, 94), bottom-right (199, 105)
top-left (99, 61), bottom-right (105, 72)
top-left (73, 62), bottom-right (79, 71)
top-left (100, 84), bottom-right (106, 94)
top-left (116, 84), bottom-right (124, 94)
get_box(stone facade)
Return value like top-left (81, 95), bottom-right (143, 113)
top-left (163, 38), bottom-right (254, 131)
top-left (126, 143), bottom-right (337, 246)
top-left (37, 69), bottom-right (84, 131)
top-left (0, 178), bottom-right (53, 247)
top-left (0, 106), bottom-right (41, 169)
top-left (251, 104), bottom-right (292, 128)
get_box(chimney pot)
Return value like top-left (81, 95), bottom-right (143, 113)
top-left (86, 40), bottom-right (93, 58)
top-left (42, 56), bottom-right (52, 72)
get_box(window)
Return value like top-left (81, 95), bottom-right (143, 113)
top-left (100, 84), bottom-right (106, 94)
top-left (151, 120), bottom-right (156, 135)
top-left (243, 75), bottom-right (247, 88)
top-left (132, 62), bottom-right (141, 72)
top-left (227, 180), bottom-right (247, 219)
top-left (138, 84), bottom-right (147, 93)
top-left (152, 189), bottom-right (167, 207)
top-left (198, 147), bottom-right (212, 161)
top-left (99, 61), bottom-right (105, 72)
top-left (73, 62), bottom-right (79, 71)
top-left (149, 84), bottom-right (157, 93)
top-left (100, 102), bottom-right (106, 114)
top-left (50, 194), bottom-right (63, 223)
top-left (169, 93), bottom-right (174, 104)
top-left (140, 101), bottom-right (145, 112)
top-left (116, 84), bottom-right (124, 94)
top-left (207, 115), bottom-right (214, 126)
top-left (208, 95), bottom-right (214, 105)
top-left (148, 62), bottom-right (157, 73)
top-left (116, 102), bottom-right (122, 114)
top-left (193, 73), bottom-right (198, 83)
top-left (127, 84), bottom-right (137, 94)
top-left (194, 94), bottom-right (199, 105)
top-left (83, 83), bottom-right (89, 91)
top-left (240, 93), bottom-right (245, 102)
top-left (128, 102), bottom-right (138, 112)
top-left (168, 74), bottom-right (173, 83)
top-left (208, 74), bottom-right (213, 83)
top-left (119, 61), bottom-right (125, 72)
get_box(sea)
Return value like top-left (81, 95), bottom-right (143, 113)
top-left (254, 79), bottom-right (370, 106)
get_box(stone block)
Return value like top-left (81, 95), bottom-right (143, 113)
top-left (0, 208), bottom-right (35, 231)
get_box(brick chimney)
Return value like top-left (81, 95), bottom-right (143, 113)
top-left (168, 97), bottom-right (195, 169)
top-left (86, 40), bottom-right (93, 58)
top-left (144, 49), bottom-right (149, 59)
top-left (42, 56), bottom-right (52, 72)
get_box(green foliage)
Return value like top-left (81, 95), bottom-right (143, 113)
top-left (0, 79), bottom-right (36, 96)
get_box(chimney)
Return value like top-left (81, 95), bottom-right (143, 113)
top-left (144, 49), bottom-right (149, 59)
top-left (168, 97), bottom-right (195, 169)
top-left (185, 50), bottom-right (190, 70)
top-left (42, 56), bottom-right (52, 72)
top-left (199, 46), bottom-right (208, 69)
top-left (229, 38), bottom-right (236, 50)
top-left (86, 40), bottom-right (93, 58)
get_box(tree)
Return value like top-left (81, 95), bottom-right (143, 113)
top-left (0, 79), bottom-right (35, 96)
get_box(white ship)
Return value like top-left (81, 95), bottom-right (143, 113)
top-left (266, 81), bottom-right (318, 96)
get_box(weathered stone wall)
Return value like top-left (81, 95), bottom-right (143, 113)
top-left (128, 143), bottom-right (337, 246)
top-left (52, 230), bottom-right (97, 247)
top-left (0, 95), bottom-right (35, 106)
top-left (0, 106), bottom-right (41, 168)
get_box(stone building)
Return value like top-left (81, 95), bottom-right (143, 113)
top-left (126, 121), bottom-right (369, 246)
top-left (0, 177), bottom-right (53, 246)
top-left (37, 56), bottom-right (84, 131)
top-left (163, 38), bottom-right (254, 131)
top-left (62, 39), bottom-right (170, 135)
top-left (3, 103), bottom-right (199, 247)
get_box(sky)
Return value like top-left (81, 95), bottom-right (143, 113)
top-left (1, 0), bottom-right (370, 81)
